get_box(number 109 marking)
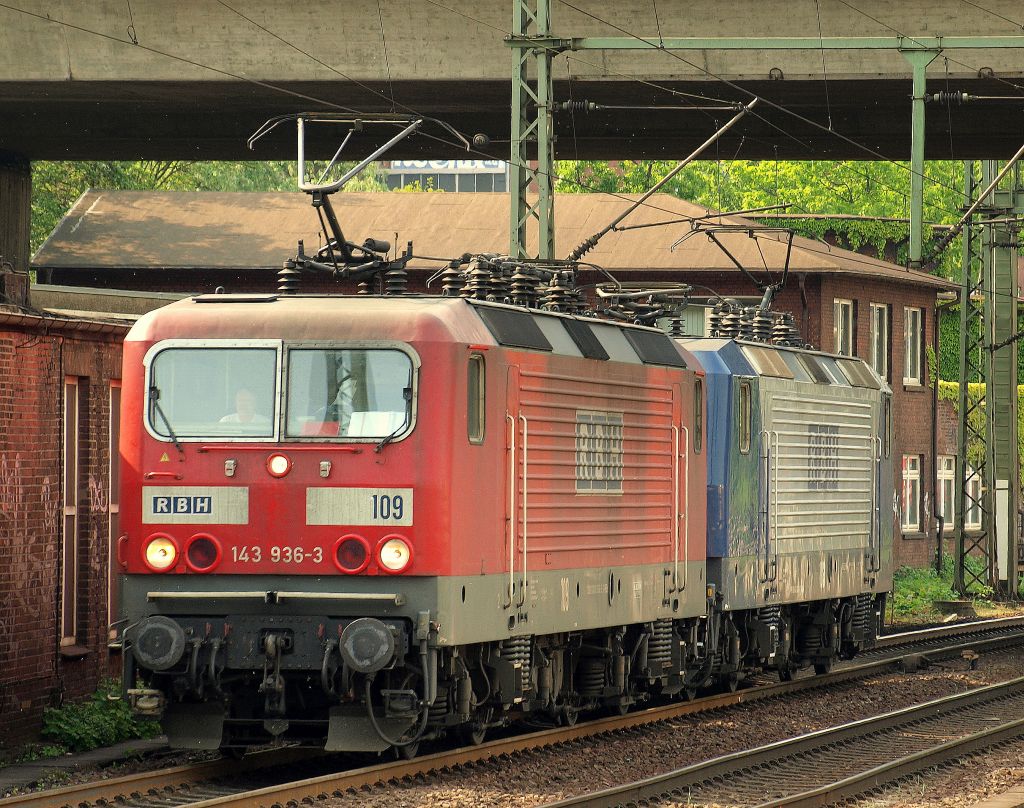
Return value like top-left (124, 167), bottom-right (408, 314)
top-left (371, 493), bottom-right (404, 521)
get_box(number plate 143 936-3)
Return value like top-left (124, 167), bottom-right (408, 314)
top-left (305, 487), bottom-right (413, 526)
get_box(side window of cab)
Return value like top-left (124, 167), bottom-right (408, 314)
top-left (468, 354), bottom-right (485, 444)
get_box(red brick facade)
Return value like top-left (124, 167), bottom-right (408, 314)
top-left (0, 310), bottom-right (126, 746)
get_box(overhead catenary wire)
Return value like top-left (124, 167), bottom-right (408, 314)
top-left (553, 0), bottom-right (991, 200)
top-left (253, 0), bottom-right (969, 225)
top-left (0, 0), bottom-right (733, 228)
top-left (566, 99), bottom-right (760, 261)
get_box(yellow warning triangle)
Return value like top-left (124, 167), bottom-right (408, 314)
top-left (160, 452), bottom-right (170, 462)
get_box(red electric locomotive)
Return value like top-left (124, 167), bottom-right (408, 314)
top-left (118, 292), bottom-right (710, 751)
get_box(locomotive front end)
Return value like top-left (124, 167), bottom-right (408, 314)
top-left (117, 296), bottom-right (452, 752)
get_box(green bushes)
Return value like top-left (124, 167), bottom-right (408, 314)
top-left (891, 555), bottom-right (994, 621)
top-left (39, 680), bottom-right (160, 754)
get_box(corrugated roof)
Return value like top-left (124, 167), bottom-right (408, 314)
top-left (32, 190), bottom-right (955, 289)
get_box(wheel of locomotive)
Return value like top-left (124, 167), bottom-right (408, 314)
top-left (777, 663), bottom-right (795, 682)
top-left (813, 660), bottom-right (833, 676)
top-left (457, 711), bottom-right (489, 747)
top-left (607, 700), bottom-right (630, 717)
top-left (725, 673), bottom-right (740, 693)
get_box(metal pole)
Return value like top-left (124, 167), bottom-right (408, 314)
top-left (508, 0), bottom-right (555, 260)
top-left (955, 161), bottom-right (998, 597)
top-left (901, 49), bottom-right (937, 267)
top-left (990, 173), bottom-right (1022, 598)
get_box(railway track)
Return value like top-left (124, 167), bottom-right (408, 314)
top-left (5, 617), bottom-right (1024, 808)
top-left (550, 675), bottom-right (1024, 807)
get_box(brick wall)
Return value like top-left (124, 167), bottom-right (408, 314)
top-left (0, 315), bottom-right (125, 745)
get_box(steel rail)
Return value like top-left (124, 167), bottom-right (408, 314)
top-left (0, 747), bottom-right (311, 808)
top-left (6, 621), bottom-right (1024, 808)
top-left (548, 676), bottom-right (1024, 808)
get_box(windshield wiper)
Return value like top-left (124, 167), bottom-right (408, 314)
top-left (374, 384), bottom-right (413, 454)
top-left (150, 385), bottom-right (184, 458)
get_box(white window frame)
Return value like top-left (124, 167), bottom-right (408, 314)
top-left (901, 454), bottom-right (922, 532)
top-left (903, 306), bottom-right (924, 385)
top-left (869, 302), bottom-right (890, 380)
top-left (833, 299), bottom-right (854, 356)
top-left (965, 466), bottom-right (983, 531)
top-left (937, 455), bottom-right (955, 524)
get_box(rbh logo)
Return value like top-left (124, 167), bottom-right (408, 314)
top-left (153, 495), bottom-right (213, 514)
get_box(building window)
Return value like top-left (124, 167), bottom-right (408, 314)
top-left (833, 299), bottom-right (855, 356)
top-left (965, 467), bottom-right (983, 531)
top-left (937, 455), bottom-right (955, 524)
top-left (108, 381), bottom-right (121, 639)
top-left (904, 306), bottom-right (924, 385)
top-left (869, 303), bottom-right (891, 379)
top-left (62, 376), bottom-right (81, 646)
top-left (901, 454), bottom-right (922, 532)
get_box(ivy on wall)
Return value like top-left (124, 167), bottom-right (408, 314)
top-left (937, 308), bottom-right (1024, 384)
top-left (938, 380), bottom-right (1024, 487)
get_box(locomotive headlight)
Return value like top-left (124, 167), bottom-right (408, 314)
top-left (266, 453), bottom-right (292, 477)
top-left (377, 535), bottom-right (413, 573)
top-left (143, 534), bottom-right (178, 572)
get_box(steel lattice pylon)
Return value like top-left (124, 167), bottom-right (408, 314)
top-left (954, 160), bottom-right (995, 595)
top-left (509, 0), bottom-right (555, 260)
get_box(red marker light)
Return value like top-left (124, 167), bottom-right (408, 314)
top-left (333, 534), bottom-right (371, 574)
top-left (185, 533), bottom-right (221, 573)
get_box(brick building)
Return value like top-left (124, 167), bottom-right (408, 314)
top-left (31, 189), bottom-right (960, 573)
top-left (0, 276), bottom-right (129, 745)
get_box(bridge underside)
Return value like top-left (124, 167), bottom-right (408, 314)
top-left (4, 77), bottom-right (1022, 161)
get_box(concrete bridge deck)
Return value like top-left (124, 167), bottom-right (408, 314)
top-left (1, 1), bottom-right (1023, 160)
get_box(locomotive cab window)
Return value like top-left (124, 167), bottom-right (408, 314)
top-left (286, 348), bottom-right (414, 440)
top-left (738, 380), bottom-right (752, 454)
top-left (468, 354), bottom-right (485, 444)
top-left (148, 346), bottom-right (278, 439)
top-left (693, 378), bottom-right (703, 453)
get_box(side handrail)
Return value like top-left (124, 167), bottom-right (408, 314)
top-left (505, 413), bottom-right (516, 609)
top-left (770, 430), bottom-right (780, 581)
top-left (671, 426), bottom-right (679, 591)
top-left (679, 425), bottom-right (690, 591)
top-left (518, 414), bottom-right (529, 607)
top-left (759, 430), bottom-right (771, 579)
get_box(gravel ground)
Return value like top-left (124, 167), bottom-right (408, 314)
top-left (319, 652), bottom-right (1024, 808)
top-left (850, 741), bottom-right (1024, 808)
